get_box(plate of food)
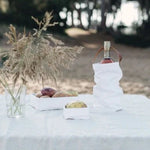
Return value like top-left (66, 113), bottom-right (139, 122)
top-left (29, 87), bottom-right (79, 110)
top-left (63, 101), bottom-right (89, 120)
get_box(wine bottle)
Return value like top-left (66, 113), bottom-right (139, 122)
top-left (100, 41), bottom-right (114, 64)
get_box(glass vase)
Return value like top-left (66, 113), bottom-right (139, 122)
top-left (5, 85), bottom-right (26, 118)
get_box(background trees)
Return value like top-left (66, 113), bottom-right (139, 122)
top-left (0, 0), bottom-right (150, 47)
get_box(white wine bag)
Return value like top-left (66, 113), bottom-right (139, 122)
top-left (93, 62), bottom-right (123, 111)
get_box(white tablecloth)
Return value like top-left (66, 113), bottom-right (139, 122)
top-left (0, 94), bottom-right (150, 150)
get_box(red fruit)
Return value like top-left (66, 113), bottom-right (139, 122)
top-left (41, 88), bottom-right (56, 97)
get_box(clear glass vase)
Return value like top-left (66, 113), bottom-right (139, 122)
top-left (5, 85), bottom-right (26, 118)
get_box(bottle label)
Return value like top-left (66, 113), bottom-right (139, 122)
top-left (104, 50), bottom-right (110, 58)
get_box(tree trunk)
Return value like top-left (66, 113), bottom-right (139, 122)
top-left (77, 1), bottom-right (84, 28)
top-left (100, 0), bottom-right (107, 30)
top-left (70, 2), bottom-right (75, 27)
top-left (71, 10), bottom-right (74, 26)
top-left (85, 0), bottom-right (90, 29)
top-left (145, 0), bottom-right (150, 22)
top-left (97, 0), bottom-right (107, 32)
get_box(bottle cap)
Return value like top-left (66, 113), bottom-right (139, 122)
top-left (104, 41), bottom-right (111, 51)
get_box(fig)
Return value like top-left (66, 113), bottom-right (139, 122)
top-left (41, 88), bottom-right (56, 97)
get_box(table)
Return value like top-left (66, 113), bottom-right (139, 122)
top-left (0, 94), bottom-right (150, 150)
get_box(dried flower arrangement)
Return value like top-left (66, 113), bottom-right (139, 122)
top-left (0, 11), bottom-right (83, 117)
top-left (0, 11), bottom-right (83, 86)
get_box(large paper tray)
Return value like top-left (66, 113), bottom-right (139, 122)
top-left (28, 94), bottom-right (79, 110)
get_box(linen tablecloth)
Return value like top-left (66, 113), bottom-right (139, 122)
top-left (0, 94), bottom-right (150, 150)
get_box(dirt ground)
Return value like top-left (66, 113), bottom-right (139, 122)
top-left (61, 28), bottom-right (150, 98)
top-left (0, 28), bottom-right (150, 98)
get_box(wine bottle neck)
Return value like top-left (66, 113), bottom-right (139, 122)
top-left (104, 41), bottom-right (111, 58)
top-left (104, 50), bottom-right (110, 58)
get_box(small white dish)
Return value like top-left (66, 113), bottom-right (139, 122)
top-left (63, 106), bottom-right (89, 120)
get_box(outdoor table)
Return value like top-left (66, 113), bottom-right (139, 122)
top-left (0, 94), bottom-right (150, 150)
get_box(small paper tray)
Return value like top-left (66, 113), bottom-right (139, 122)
top-left (29, 94), bottom-right (79, 110)
top-left (63, 107), bottom-right (89, 120)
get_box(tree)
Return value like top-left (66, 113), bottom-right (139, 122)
top-left (97, 0), bottom-right (121, 32)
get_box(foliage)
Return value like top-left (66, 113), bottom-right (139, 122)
top-left (114, 33), bottom-right (150, 48)
top-left (0, 0), bottom-right (70, 32)
top-left (0, 0), bottom-right (150, 47)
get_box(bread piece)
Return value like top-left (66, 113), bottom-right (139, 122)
top-left (67, 91), bottom-right (78, 96)
top-left (52, 91), bottom-right (78, 97)
top-left (65, 101), bottom-right (87, 108)
top-left (40, 95), bottom-right (50, 98)
top-left (35, 92), bottom-right (43, 98)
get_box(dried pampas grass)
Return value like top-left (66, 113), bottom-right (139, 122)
top-left (0, 12), bottom-right (83, 85)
